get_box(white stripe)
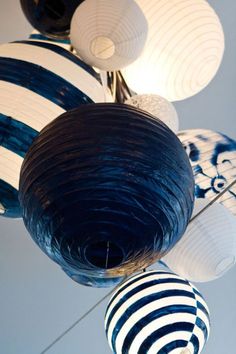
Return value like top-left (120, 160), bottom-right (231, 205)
top-left (105, 272), bottom-right (182, 324)
top-left (0, 42), bottom-right (106, 103)
top-left (0, 147), bottom-right (23, 189)
top-left (107, 283), bottom-right (194, 347)
top-left (126, 314), bottom-right (196, 354)
top-left (0, 81), bottom-right (65, 131)
top-left (114, 297), bottom-right (197, 354)
top-left (170, 345), bottom-right (194, 354)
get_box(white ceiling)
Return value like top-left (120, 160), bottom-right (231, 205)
top-left (0, 1), bottom-right (236, 354)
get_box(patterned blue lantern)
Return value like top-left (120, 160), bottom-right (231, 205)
top-left (20, 0), bottom-right (84, 39)
top-left (105, 270), bottom-right (210, 354)
top-left (19, 104), bottom-right (194, 287)
top-left (0, 40), bottom-right (107, 218)
top-left (178, 129), bottom-right (236, 216)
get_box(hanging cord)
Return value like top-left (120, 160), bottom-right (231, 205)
top-left (39, 178), bottom-right (236, 353)
top-left (39, 277), bottom-right (128, 354)
top-left (108, 70), bottom-right (132, 103)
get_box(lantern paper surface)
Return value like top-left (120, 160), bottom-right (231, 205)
top-left (125, 94), bottom-right (179, 133)
top-left (162, 199), bottom-right (236, 282)
top-left (70, 0), bottom-right (148, 70)
top-left (122, 0), bottom-right (225, 102)
top-left (19, 104), bottom-right (194, 287)
top-left (20, 0), bottom-right (83, 39)
top-left (178, 129), bottom-right (236, 216)
top-left (0, 40), bottom-right (106, 218)
top-left (105, 270), bottom-right (210, 354)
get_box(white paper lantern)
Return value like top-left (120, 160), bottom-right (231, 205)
top-left (125, 94), bottom-right (179, 133)
top-left (162, 199), bottom-right (236, 282)
top-left (178, 129), bottom-right (236, 216)
top-left (105, 270), bottom-right (210, 354)
top-left (70, 0), bottom-right (148, 71)
top-left (0, 40), bottom-right (107, 218)
top-left (122, 0), bottom-right (225, 102)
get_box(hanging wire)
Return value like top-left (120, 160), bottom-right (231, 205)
top-left (39, 277), bottom-right (128, 354)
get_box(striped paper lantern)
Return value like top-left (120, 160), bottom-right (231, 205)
top-left (105, 270), bottom-right (210, 354)
top-left (162, 199), bottom-right (236, 282)
top-left (0, 40), bottom-right (107, 218)
top-left (125, 94), bottom-right (179, 133)
top-left (20, 0), bottom-right (83, 39)
top-left (122, 0), bottom-right (225, 102)
top-left (19, 104), bottom-right (194, 287)
top-left (178, 129), bottom-right (236, 216)
top-left (70, 0), bottom-right (148, 70)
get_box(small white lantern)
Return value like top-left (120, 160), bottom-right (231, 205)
top-left (123, 0), bottom-right (225, 102)
top-left (105, 270), bottom-right (210, 354)
top-left (70, 0), bottom-right (148, 71)
top-left (125, 94), bottom-right (179, 133)
top-left (162, 199), bottom-right (236, 282)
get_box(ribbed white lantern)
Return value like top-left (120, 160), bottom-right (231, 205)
top-left (123, 0), bottom-right (225, 102)
top-left (105, 270), bottom-right (210, 354)
top-left (178, 129), bottom-right (236, 216)
top-left (162, 199), bottom-right (236, 282)
top-left (125, 94), bottom-right (179, 133)
top-left (0, 40), bottom-right (107, 218)
top-left (70, 0), bottom-right (148, 71)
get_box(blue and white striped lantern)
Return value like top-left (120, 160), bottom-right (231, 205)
top-left (105, 271), bottom-right (210, 354)
top-left (0, 39), bottom-right (107, 218)
top-left (29, 30), bottom-right (71, 50)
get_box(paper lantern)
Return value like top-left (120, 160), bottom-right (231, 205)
top-left (178, 129), bottom-right (236, 216)
top-left (122, 0), bottom-right (225, 102)
top-left (19, 104), bottom-right (194, 287)
top-left (105, 270), bottom-right (210, 354)
top-left (162, 199), bottom-right (236, 282)
top-left (20, 0), bottom-right (83, 39)
top-left (125, 94), bottom-right (179, 133)
top-left (0, 40), bottom-right (107, 218)
top-left (70, 0), bottom-right (148, 71)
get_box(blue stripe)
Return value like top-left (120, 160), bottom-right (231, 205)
top-left (196, 317), bottom-right (209, 340)
top-left (189, 333), bottom-right (200, 354)
top-left (118, 305), bottom-right (197, 353)
top-left (159, 340), bottom-right (189, 353)
top-left (137, 322), bottom-right (195, 354)
top-left (106, 277), bottom-right (191, 331)
top-left (0, 179), bottom-right (21, 218)
top-left (0, 113), bottom-right (38, 157)
top-left (106, 272), bottom-right (176, 316)
top-left (29, 34), bottom-right (71, 45)
top-left (15, 40), bottom-right (101, 83)
top-left (0, 57), bottom-right (94, 111)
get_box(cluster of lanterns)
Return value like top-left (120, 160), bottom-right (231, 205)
top-left (0, 0), bottom-right (235, 353)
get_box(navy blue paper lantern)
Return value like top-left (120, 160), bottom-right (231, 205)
top-left (20, 0), bottom-right (84, 39)
top-left (19, 104), bottom-right (194, 287)
top-left (105, 270), bottom-right (210, 354)
top-left (0, 40), bottom-right (106, 218)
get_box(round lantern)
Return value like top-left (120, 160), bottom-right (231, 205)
top-left (70, 0), bottom-right (148, 71)
top-left (0, 40), bottom-right (107, 218)
top-left (122, 0), bottom-right (225, 102)
top-left (125, 94), bottom-right (179, 133)
top-left (178, 129), bottom-right (236, 216)
top-left (19, 104), bottom-right (194, 287)
top-left (20, 0), bottom-right (83, 39)
top-left (105, 270), bottom-right (210, 354)
top-left (162, 199), bottom-right (236, 282)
